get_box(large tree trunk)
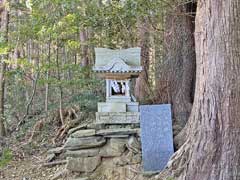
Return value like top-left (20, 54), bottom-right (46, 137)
top-left (157, 1), bottom-right (196, 147)
top-left (156, 0), bottom-right (240, 179)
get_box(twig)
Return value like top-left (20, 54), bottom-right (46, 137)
top-left (17, 70), bottom-right (40, 129)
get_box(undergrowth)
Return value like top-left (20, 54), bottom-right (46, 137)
top-left (0, 149), bottom-right (13, 168)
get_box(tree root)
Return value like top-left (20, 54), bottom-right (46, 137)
top-left (154, 140), bottom-right (191, 180)
top-left (51, 106), bottom-right (85, 144)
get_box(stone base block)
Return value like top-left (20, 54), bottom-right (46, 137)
top-left (66, 156), bottom-right (101, 172)
top-left (127, 102), bottom-right (139, 112)
top-left (96, 112), bottom-right (140, 124)
top-left (98, 102), bottom-right (139, 112)
top-left (98, 102), bottom-right (126, 112)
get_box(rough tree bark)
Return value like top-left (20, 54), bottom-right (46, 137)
top-left (80, 29), bottom-right (89, 67)
top-left (157, 1), bottom-right (196, 147)
top-left (134, 18), bottom-right (152, 102)
top-left (0, 0), bottom-right (9, 136)
top-left (156, 0), bottom-right (240, 179)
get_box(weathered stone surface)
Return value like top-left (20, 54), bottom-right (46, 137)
top-left (66, 156), bottom-right (101, 172)
top-left (65, 148), bottom-right (99, 158)
top-left (47, 147), bottom-right (64, 154)
top-left (71, 178), bottom-right (89, 180)
top-left (96, 112), bottom-right (140, 124)
top-left (126, 102), bottom-right (139, 112)
top-left (70, 129), bottom-right (96, 138)
top-left (99, 138), bottom-right (127, 157)
top-left (96, 128), bottom-right (140, 136)
top-left (87, 123), bottom-right (103, 130)
top-left (92, 160), bottom-right (145, 180)
top-left (98, 102), bottom-right (126, 112)
top-left (104, 135), bottom-right (129, 138)
top-left (127, 136), bottom-right (141, 153)
top-left (140, 104), bottom-right (174, 172)
top-left (63, 136), bottom-right (106, 150)
top-left (68, 123), bottom-right (89, 135)
top-left (114, 151), bottom-right (141, 166)
top-left (93, 48), bottom-right (141, 68)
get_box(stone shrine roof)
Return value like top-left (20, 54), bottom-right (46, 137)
top-left (93, 48), bottom-right (142, 74)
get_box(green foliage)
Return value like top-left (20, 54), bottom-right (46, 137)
top-left (0, 149), bottom-right (13, 168)
top-left (4, 0), bottom-right (170, 133)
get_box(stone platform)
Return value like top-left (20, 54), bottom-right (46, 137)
top-left (49, 121), bottom-right (142, 176)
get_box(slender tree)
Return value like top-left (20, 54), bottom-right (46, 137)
top-left (80, 29), bottom-right (89, 67)
top-left (157, 0), bottom-right (240, 179)
top-left (0, 0), bottom-right (9, 136)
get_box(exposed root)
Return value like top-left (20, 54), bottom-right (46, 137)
top-left (23, 105), bottom-right (86, 145)
top-left (51, 106), bottom-right (88, 144)
top-left (154, 140), bottom-right (191, 180)
top-left (52, 119), bottom-right (80, 144)
top-left (24, 118), bottom-right (45, 144)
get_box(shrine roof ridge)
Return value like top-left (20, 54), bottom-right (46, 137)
top-left (93, 47), bottom-right (142, 74)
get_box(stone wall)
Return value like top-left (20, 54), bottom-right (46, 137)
top-left (48, 121), bottom-right (146, 180)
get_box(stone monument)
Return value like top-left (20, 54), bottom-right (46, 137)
top-left (140, 104), bottom-right (174, 172)
top-left (93, 48), bottom-right (142, 125)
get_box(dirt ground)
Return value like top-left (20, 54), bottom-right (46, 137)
top-left (0, 157), bottom-right (66, 180)
top-left (0, 123), bottom-right (68, 180)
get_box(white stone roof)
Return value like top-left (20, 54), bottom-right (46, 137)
top-left (93, 58), bottom-right (142, 73)
top-left (93, 48), bottom-right (142, 74)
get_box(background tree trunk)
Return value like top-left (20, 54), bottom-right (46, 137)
top-left (0, 0), bottom-right (9, 136)
top-left (157, 0), bottom-right (240, 179)
top-left (134, 18), bottom-right (152, 102)
top-left (156, 1), bottom-right (196, 147)
top-left (45, 40), bottom-right (51, 114)
top-left (80, 29), bottom-right (89, 67)
top-left (56, 45), bottom-right (64, 125)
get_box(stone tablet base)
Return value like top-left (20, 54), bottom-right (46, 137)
top-left (95, 112), bottom-right (140, 124)
top-left (98, 102), bottom-right (139, 112)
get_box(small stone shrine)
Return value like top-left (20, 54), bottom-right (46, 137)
top-left (47, 48), bottom-right (174, 179)
top-left (50, 48), bottom-right (144, 180)
top-left (93, 47), bottom-right (142, 126)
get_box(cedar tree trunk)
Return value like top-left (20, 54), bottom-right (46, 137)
top-left (156, 0), bottom-right (240, 180)
top-left (157, 1), bottom-right (196, 147)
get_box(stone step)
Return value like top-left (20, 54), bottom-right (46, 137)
top-left (63, 136), bottom-right (106, 150)
top-left (68, 123), bottom-right (89, 135)
top-left (96, 128), bottom-right (140, 136)
top-left (70, 129), bottom-right (96, 138)
top-left (104, 134), bottom-right (129, 138)
top-left (65, 148), bottom-right (99, 158)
